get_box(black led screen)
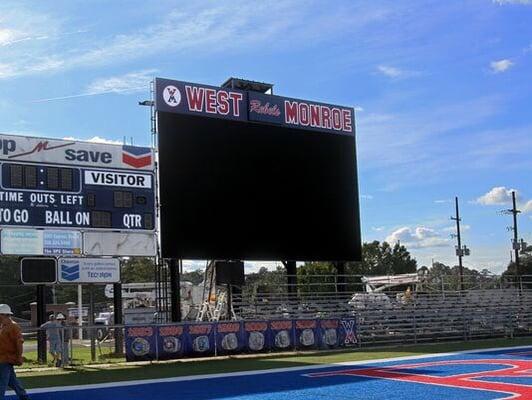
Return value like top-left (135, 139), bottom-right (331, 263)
top-left (158, 111), bottom-right (361, 261)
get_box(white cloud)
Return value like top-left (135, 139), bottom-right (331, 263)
top-left (32, 69), bottom-right (157, 102)
top-left (442, 225), bottom-right (470, 233)
top-left (434, 199), bottom-right (452, 204)
top-left (62, 135), bottom-right (123, 145)
top-left (376, 65), bottom-right (420, 79)
top-left (376, 65), bottom-right (403, 78)
top-left (85, 69), bottom-right (156, 95)
top-left (490, 59), bottom-right (514, 73)
top-left (475, 186), bottom-right (532, 213)
top-left (0, 2), bottom-right (389, 80)
top-left (385, 226), bottom-right (450, 249)
top-left (0, 29), bottom-right (17, 46)
top-left (476, 186), bottom-right (517, 205)
top-left (493, 0), bottom-right (532, 4)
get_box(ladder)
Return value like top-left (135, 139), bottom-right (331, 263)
top-left (197, 261), bottom-right (216, 321)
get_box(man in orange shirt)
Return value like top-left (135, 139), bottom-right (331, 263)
top-left (0, 304), bottom-right (30, 400)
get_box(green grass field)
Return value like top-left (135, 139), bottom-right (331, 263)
top-left (16, 337), bottom-right (532, 389)
top-left (22, 343), bottom-right (123, 369)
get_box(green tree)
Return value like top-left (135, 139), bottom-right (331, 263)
top-left (121, 257), bottom-right (156, 283)
top-left (297, 262), bottom-right (336, 293)
top-left (298, 241), bottom-right (418, 293)
top-left (182, 269), bottom-right (204, 285)
top-left (502, 250), bottom-right (532, 289)
top-left (0, 256), bottom-right (35, 317)
top-left (346, 241), bottom-right (417, 276)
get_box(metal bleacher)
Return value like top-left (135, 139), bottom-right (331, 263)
top-left (229, 274), bottom-right (532, 347)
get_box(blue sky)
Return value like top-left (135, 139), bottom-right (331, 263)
top-left (0, 0), bottom-right (531, 272)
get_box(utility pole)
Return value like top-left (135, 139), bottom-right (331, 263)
top-left (500, 191), bottom-right (525, 290)
top-left (511, 191), bottom-right (520, 282)
top-left (451, 196), bottom-right (469, 291)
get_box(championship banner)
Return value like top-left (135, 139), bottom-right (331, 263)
top-left (318, 319), bottom-right (340, 349)
top-left (157, 324), bottom-right (186, 360)
top-left (338, 318), bottom-right (358, 347)
top-left (186, 322), bottom-right (215, 357)
top-left (215, 321), bottom-right (244, 356)
top-left (125, 325), bottom-right (157, 361)
top-left (243, 321), bottom-right (270, 353)
top-left (269, 320), bottom-right (295, 352)
top-left (294, 319), bottom-right (319, 350)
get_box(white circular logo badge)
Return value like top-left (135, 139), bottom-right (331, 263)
top-left (163, 85), bottom-right (181, 107)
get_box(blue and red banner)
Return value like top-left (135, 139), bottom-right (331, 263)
top-left (155, 78), bottom-right (247, 122)
top-left (155, 78), bottom-right (355, 136)
top-left (125, 325), bottom-right (157, 362)
top-left (243, 320), bottom-right (270, 353)
top-left (269, 320), bottom-right (295, 352)
top-left (294, 319), bottom-right (320, 350)
top-left (215, 321), bottom-right (244, 355)
top-left (338, 318), bottom-right (358, 347)
top-left (125, 317), bottom-right (357, 362)
top-left (187, 322), bottom-right (216, 357)
top-left (318, 319), bottom-right (340, 349)
top-left (157, 324), bottom-right (186, 360)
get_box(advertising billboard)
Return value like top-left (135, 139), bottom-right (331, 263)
top-left (155, 78), bottom-right (361, 261)
top-left (58, 257), bottom-right (120, 284)
top-left (0, 134), bottom-right (157, 256)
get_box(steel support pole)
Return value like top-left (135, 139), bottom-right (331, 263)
top-left (285, 261), bottom-right (297, 295)
top-left (89, 285), bottom-right (96, 362)
top-left (113, 282), bottom-right (123, 354)
top-left (36, 285), bottom-right (47, 364)
top-left (335, 262), bottom-right (346, 293)
top-left (169, 259), bottom-right (181, 322)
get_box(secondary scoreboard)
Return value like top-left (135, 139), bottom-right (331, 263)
top-left (0, 134), bottom-right (156, 256)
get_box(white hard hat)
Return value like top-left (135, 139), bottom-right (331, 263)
top-left (0, 304), bottom-right (13, 315)
top-left (56, 313), bottom-right (66, 320)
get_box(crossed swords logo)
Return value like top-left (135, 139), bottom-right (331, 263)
top-left (166, 87), bottom-right (178, 104)
top-left (341, 320), bottom-right (357, 344)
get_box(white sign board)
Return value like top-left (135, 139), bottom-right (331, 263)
top-left (1, 228), bottom-right (82, 255)
top-left (58, 257), bottom-right (120, 284)
top-left (84, 232), bottom-right (157, 256)
top-left (0, 133), bottom-right (153, 170)
top-left (1, 229), bottom-right (43, 254)
top-left (84, 170), bottom-right (153, 188)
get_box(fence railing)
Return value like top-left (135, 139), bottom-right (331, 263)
top-left (23, 287), bottom-right (532, 366)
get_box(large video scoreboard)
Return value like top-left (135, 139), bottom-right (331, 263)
top-left (155, 78), bottom-right (361, 262)
top-left (0, 134), bottom-right (156, 256)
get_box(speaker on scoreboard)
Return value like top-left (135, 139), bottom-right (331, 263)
top-left (215, 261), bottom-right (245, 286)
top-left (20, 258), bottom-right (57, 285)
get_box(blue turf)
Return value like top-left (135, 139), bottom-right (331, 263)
top-left (10, 346), bottom-right (531, 400)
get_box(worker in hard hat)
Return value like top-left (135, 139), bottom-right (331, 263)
top-left (0, 304), bottom-right (30, 399)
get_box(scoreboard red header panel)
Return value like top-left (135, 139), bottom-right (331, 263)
top-left (155, 77), bottom-right (361, 262)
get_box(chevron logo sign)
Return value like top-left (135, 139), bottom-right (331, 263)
top-left (61, 263), bottom-right (80, 282)
top-left (122, 145), bottom-right (152, 169)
